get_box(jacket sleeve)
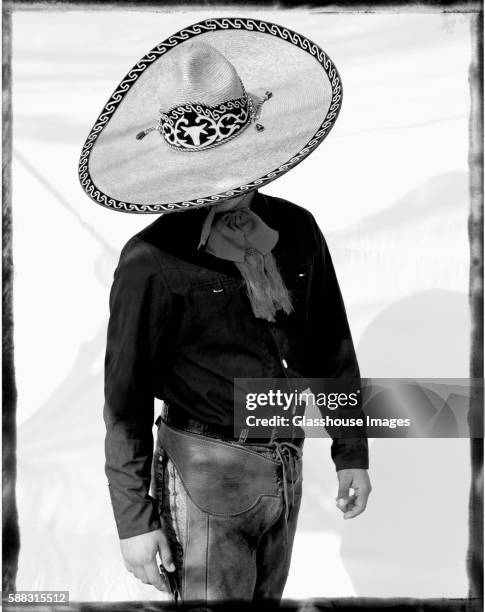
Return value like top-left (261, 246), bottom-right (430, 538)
top-left (305, 213), bottom-right (369, 471)
top-left (104, 237), bottom-right (171, 539)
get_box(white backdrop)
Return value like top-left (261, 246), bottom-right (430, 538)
top-left (12, 8), bottom-right (472, 602)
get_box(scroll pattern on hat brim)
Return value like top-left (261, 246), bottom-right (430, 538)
top-left (79, 17), bottom-right (343, 214)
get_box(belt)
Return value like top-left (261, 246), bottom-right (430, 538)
top-left (156, 405), bottom-right (304, 447)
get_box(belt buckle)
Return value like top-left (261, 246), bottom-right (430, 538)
top-left (238, 426), bottom-right (277, 445)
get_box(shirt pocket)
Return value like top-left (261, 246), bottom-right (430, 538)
top-left (279, 259), bottom-right (313, 309)
top-left (187, 277), bottom-right (246, 324)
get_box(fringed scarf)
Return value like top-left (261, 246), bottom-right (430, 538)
top-left (198, 195), bottom-right (293, 322)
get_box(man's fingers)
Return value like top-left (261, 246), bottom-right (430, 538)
top-left (336, 493), bottom-right (356, 512)
top-left (157, 532), bottom-right (175, 572)
top-left (144, 561), bottom-right (166, 591)
top-left (120, 529), bottom-right (175, 589)
top-left (336, 469), bottom-right (372, 519)
top-left (336, 469), bottom-right (354, 512)
top-left (336, 498), bottom-right (347, 511)
top-left (343, 503), bottom-right (364, 519)
top-left (343, 492), bottom-right (369, 519)
top-left (336, 471), bottom-right (352, 502)
top-left (131, 565), bottom-right (150, 584)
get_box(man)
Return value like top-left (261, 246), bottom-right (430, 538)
top-left (80, 17), bottom-right (371, 605)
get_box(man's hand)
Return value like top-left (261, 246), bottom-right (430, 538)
top-left (336, 468), bottom-right (371, 519)
top-left (120, 528), bottom-right (175, 591)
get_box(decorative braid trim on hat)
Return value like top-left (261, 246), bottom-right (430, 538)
top-left (160, 96), bottom-right (249, 150)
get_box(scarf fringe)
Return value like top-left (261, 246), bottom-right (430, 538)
top-left (235, 249), bottom-right (294, 321)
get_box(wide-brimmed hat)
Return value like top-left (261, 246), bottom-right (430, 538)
top-left (79, 17), bottom-right (343, 214)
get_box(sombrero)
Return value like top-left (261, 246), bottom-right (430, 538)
top-left (78, 17), bottom-right (343, 214)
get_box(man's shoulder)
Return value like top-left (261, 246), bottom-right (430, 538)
top-left (262, 193), bottom-right (320, 254)
top-left (129, 207), bottom-right (206, 258)
top-left (263, 193), bottom-right (316, 223)
top-left (116, 234), bottom-right (164, 277)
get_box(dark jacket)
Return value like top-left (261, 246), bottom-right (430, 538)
top-left (104, 191), bottom-right (369, 539)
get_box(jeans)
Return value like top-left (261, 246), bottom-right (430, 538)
top-left (151, 419), bottom-right (303, 606)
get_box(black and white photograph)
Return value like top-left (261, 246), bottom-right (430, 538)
top-left (2, 2), bottom-right (483, 611)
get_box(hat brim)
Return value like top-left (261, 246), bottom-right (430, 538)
top-left (79, 17), bottom-right (343, 214)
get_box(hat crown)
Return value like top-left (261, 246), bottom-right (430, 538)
top-left (162, 42), bottom-right (244, 110)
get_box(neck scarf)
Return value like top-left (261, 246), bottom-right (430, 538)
top-left (198, 194), bottom-right (293, 321)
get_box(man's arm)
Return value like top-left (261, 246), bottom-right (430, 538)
top-left (305, 212), bottom-right (371, 517)
top-left (104, 237), bottom-right (174, 587)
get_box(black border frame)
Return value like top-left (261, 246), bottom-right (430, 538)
top-left (2, 2), bottom-right (483, 610)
